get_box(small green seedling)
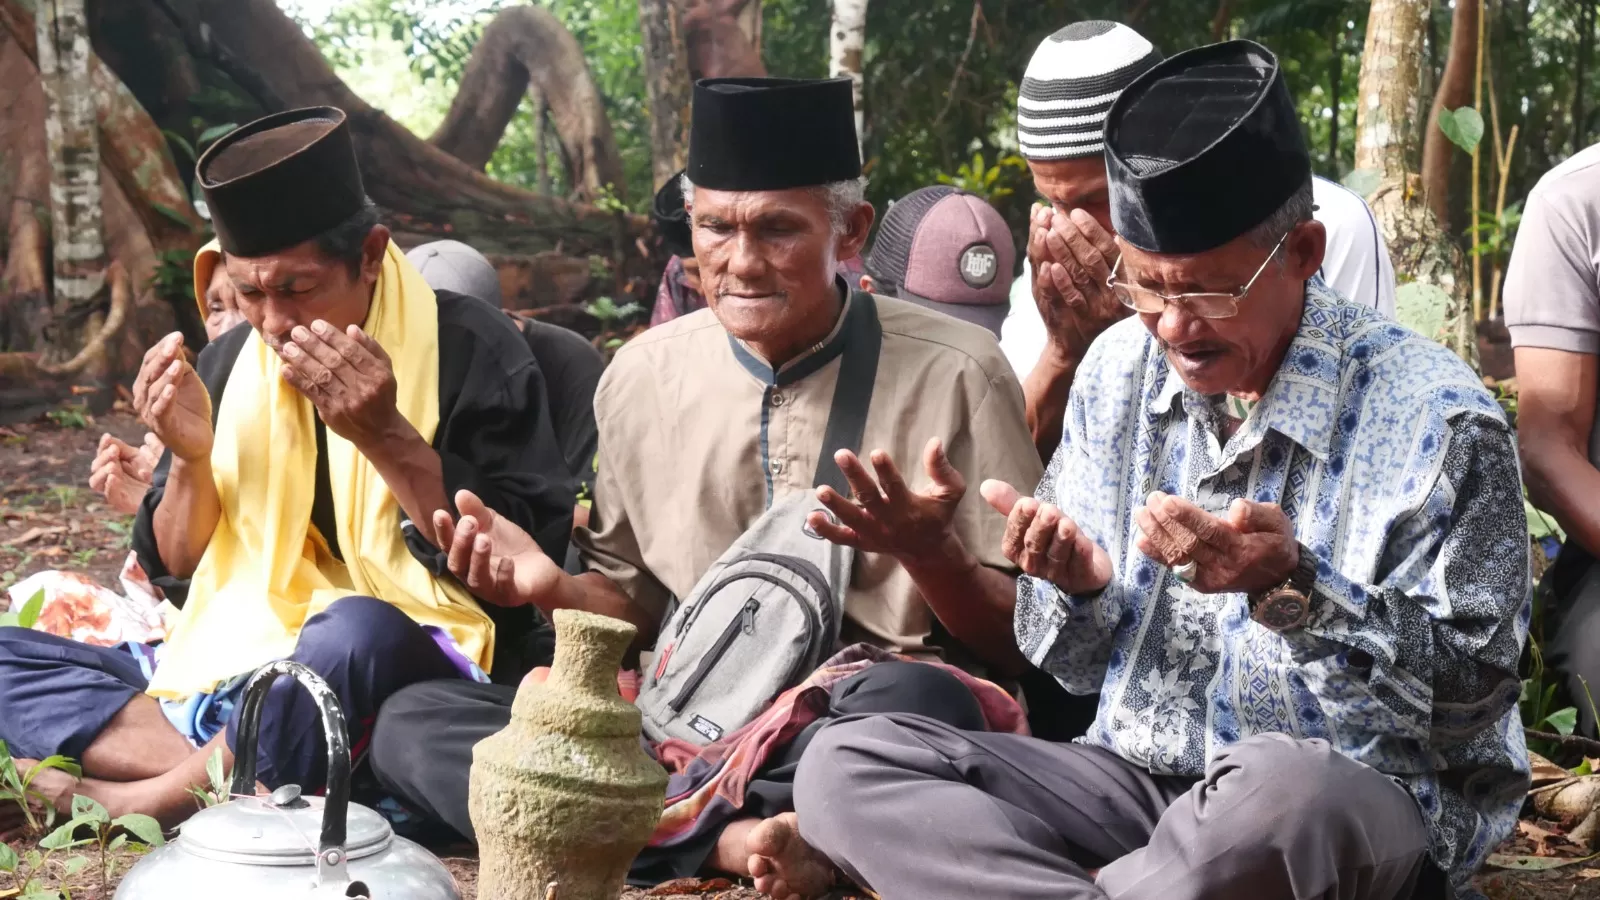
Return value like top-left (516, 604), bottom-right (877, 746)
top-left (0, 589), bottom-right (44, 629)
top-left (0, 738), bottom-right (81, 835)
top-left (41, 794), bottom-right (164, 896)
top-left (186, 748), bottom-right (229, 810)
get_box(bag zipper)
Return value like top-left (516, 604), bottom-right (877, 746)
top-left (669, 598), bottom-right (760, 712)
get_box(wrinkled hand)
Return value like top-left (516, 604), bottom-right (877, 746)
top-left (433, 489), bottom-right (563, 609)
top-left (132, 332), bottom-right (212, 462)
top-left (1133, 492), bottom-right (1300, 595)
top-left (89, 433), bottom-right (157, 515)
top-left (278, 321), bottom-right (401, 448)
top-left (1026, 205), bottom-right (1129, 360)
top-left (807, 438), bottom-right (964, 563)
top-left (981, 480), bottom-right (1112, 595)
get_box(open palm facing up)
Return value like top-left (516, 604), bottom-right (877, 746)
top-left (432, 489), bottom-right (562, 609)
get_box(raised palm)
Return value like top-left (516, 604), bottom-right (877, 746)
top-left (133, 333), bottom-right (212, 463)
top-left (435, 490), bottom-right (563, 609)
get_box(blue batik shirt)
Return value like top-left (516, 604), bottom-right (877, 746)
top-left (1017, 280), bottom-right (1531, 889)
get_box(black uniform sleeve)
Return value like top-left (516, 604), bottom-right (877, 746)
top-left (131, 322), bottom-right (252, 608)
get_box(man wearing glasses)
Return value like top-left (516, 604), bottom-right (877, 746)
top-left (788, 41), bottom-right (1530, 900)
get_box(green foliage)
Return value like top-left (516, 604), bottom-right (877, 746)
top-left (1439, 106), bottom-right (1486, 154)
top-left (0, 739), bottom-right (81, 838)
top-left (1393, 281), bottom-right (1451, 341)
top-left (0, 589), bottom-right (44, 629)
top-left (40, 793), bottom-right (164, 894)
top-left (583, 296), bottom-right (642, 325)
top-left (937, 152), bottom-right (1029, 205)
top-left (45, 406), bottom-right (89, 430)
top-left (186, 748), bottom-right (229, 810)
top-left (150, 249), bottom-right (197, 318)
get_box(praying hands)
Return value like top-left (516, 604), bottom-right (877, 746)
top-left (277, 319), bottom-right (404, 449)
top-left (1133, 492), bottom-right (1301, 596)
top-left (132, 332), bottom-right (213, 463)
top-left (980, 480), bottom-right (1112, 596)
top-left (1027, 205), bottom-right (1127, 360)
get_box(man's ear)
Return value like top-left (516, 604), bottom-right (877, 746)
top-left (1285, 219), bottom-right (1326, 281)
top-left (360, 224), bottom-right (391, 285)
top-left (837, 202), bottom-right (875, 262)
top-left (859, 275), bottom-right (875, 293)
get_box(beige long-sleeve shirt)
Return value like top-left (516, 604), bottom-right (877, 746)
top-left (573, 289), bottom-right (1043, 657)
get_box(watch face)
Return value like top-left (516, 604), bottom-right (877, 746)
top-left (1257, 590), bottom-right (1310, 632)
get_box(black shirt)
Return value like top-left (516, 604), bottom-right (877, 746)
top-left (512, 316), bottom-right (603, 494)
top-left (132, 289), bottom-right (575, 683)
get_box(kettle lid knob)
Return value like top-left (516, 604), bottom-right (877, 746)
top-left (269, 784), bottom-right (309, 810)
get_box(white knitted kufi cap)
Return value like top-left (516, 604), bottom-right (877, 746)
top-left (1018, 21), bottom-right (1162, 161)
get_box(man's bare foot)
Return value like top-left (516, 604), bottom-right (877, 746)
top-left (0, 759), bottom-right (80, 841)
top-left (747, 812), bottom-right (836, 900)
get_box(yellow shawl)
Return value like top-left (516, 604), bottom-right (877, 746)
top-left (146, 241), bottom-right (493, 699)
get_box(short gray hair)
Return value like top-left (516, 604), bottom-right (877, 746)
top-left (1246, 178), bottom-right (1315, 252)
top-left (679, 173), bottom-right (869, 235)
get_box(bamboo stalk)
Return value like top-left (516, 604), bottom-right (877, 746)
top-left (1489, 124), bottom-right (1519, 321)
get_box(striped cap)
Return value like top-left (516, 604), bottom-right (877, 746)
top-left (1018, 21), bottom-right (1162, 161)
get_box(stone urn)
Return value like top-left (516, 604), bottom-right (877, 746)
top-left (470, 609), bottom-right (668, 900)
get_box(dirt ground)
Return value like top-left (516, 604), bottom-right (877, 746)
top-left (2, 406), bottom-right (1599, 900)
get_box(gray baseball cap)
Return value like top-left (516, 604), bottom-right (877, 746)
top-left (406, 239), bottom-right (503, 307)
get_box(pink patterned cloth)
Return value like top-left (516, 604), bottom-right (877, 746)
top-left (6, 551), bottom-right (169, 646)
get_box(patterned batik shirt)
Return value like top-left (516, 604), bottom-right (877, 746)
top-left (1016, 280), bottom-right (1531, 889)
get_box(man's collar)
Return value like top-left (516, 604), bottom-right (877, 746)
top-left (1155, 281), bottom-right (1346, 460)
top-left (729, 276), bottom-right (859, 386)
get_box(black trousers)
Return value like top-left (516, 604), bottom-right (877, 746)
top-left (368, 660), bottom-right (986, 884)
top-left (1544, 542), bottom-right (1600, 737)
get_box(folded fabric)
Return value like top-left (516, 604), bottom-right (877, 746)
top-left (8, 551), bottom-right (168, 647)
top-left (647, 644), bottom-right (1028, 849)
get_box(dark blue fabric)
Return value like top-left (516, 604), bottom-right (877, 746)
top-left (0, 627), bottom-right (148, 761)
top-left (225, 596), bottom-right (462, 791)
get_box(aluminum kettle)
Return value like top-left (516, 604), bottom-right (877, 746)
top-left (114, 660), bottom-right (461, 900)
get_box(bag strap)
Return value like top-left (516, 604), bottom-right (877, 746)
top-left (813, 293), bottom-right (882, 493)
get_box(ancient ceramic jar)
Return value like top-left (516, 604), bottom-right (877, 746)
top-left (470, 609), bottom-right (668, 900)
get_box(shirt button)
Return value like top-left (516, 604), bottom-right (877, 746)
top-left (771, 392), bottom-right (785, 407)
top-left (771, 460), bottom-right (784, 474)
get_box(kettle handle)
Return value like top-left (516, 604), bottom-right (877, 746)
top-left (229, 660), bottom-right (352, 855)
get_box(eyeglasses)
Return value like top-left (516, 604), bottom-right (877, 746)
top-left (1105, 229), bottom-right (1291, 320)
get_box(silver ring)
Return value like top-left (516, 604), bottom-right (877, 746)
top-left (1171, 560), bottom-right (1198, 583)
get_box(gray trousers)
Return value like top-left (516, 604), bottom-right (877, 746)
top-left (794, 715), bottom-right (1440, 900)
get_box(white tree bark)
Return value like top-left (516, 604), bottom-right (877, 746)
top-left (34, 0), bottom-right (107, 364)
top-left (829, 0), bottom-right (868, 153)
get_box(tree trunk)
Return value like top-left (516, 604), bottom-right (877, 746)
top-left (1357, 0), bottom-right (1478, 369)
top-left (1421, 0), bottom-right (1477, 227)
top-left (684, 0), bottom-right (766, 79)
top-left (156, 0), bottom-right (647, 273)
top-left (428, 5), bottom-right (624, 202)
top-left (0, 30), bottom-right (51, 353)
top-left (1329, 26), bottom-right (1342, 175)
top-left (1577, 0), bottom-right (1594, 154)
top-left (829, 0), bottom-right (868, 153)
top-left (638, 0), bottom-right (693, 190)
top-left (35, 0), bottom-right (110, 377)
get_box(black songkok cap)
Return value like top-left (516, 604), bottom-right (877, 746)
top-left (687, 78), bottom-right (862, 191)
top-left (1105, 40), bottom-right (1311, 254)
top-left (652, 169), bottom-right (693, 258)
top-left (197, 106), bottom-right (367, 257)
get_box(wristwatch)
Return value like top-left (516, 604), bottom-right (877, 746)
top-left (1250, 543), bottom-right (1317, 632)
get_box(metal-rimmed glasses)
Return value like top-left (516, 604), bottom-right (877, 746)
top-left (1105, 229), bottom-right (1291, 319)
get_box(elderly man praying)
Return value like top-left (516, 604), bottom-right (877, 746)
top-left (369, 76), bottom-right (1043, 897)
top-left (790, 41), bottom-right (1531, 900)
top-left (0, 107), bottom-right (574, 831)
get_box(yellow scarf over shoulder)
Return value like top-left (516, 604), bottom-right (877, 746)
top-left (146, 241), bottom-right (493, 699)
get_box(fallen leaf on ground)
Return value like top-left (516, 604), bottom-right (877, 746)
top-left (646, 879), bottom-right (736, 896)
top-left (1517, 819), bottom-right (1576, 856)
top-left (1486, 851), bottom-right (1600, 871)
top-left (34, 546), bottom-right (63, 558)
top-left (1531, 752), bottom-right (1572, 787)
top-left (6, 525), bottom-right (66, 546)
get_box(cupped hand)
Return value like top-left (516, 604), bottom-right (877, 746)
top-left (432, 489), bottom-right (564, 609)
top-left (132, 333), bottom-right (212, 463)
top-left (981, 479), bottom-right (1112, 596)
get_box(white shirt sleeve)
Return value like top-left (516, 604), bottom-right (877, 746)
top-left (1312, 176), bottom-right (1398, 317)
top-left (1000, 258), bottom-right (1048, 377)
